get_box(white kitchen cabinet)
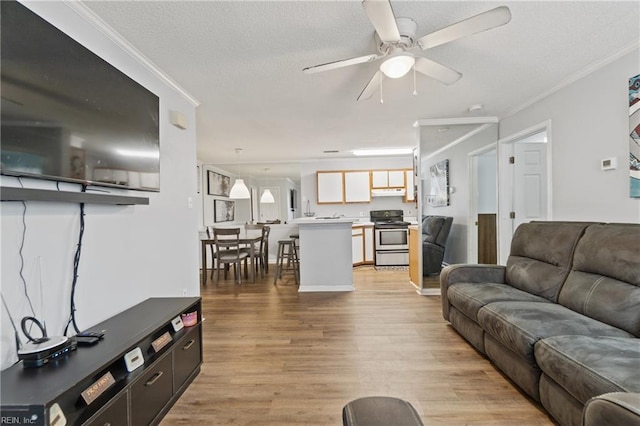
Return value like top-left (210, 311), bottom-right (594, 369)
top-left (344, 171), bottom-right (371, 203)
top-left (388, 170), bottom-right (405, 187)
top-left (364, 225), bottom-right (374, 263)
top-left (371, 170), bottom-right (388, 188)
top-left (405, 169), bottom-right (415, 202)
top-left (352, 226), bottom-right (365, 265)
top-left (317, 171), bottom-right (344, 204)
top-left (372, 170), bottom-right (405, 188)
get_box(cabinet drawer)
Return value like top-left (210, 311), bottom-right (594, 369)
top-left (84, 391), bottom-right (128, 426)
top-left (131, 355), bottom-right (173, 426)
top-left (173, 324), bottom-right (202, 391)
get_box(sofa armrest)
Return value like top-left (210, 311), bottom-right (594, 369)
top-left (440, 264), bottom-right (506, 321)
top-left (583, 392), bottom-right (640, 426)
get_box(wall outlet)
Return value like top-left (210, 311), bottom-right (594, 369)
top-left (182, 288), bottom-right (187, 296)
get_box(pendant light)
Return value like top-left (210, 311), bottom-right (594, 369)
top-left (260, 168), bottom-right (275, 203)
top-left (229, 148), bottom-right (250, 199)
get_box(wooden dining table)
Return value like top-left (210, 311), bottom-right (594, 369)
top-left (201, 229), bottom-right (263, 285)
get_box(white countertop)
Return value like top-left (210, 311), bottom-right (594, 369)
top-left (293, 217), bottom-right (354, 225)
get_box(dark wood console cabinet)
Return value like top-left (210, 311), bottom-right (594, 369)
top-left (0, 297), bottom-right (202, 426)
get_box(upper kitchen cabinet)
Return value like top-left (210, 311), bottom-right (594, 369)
top-left (317, 171), bottom-right (344, 204)
top-left (372, 170), bottom-right (405, 189)
top-left (405, 169), bottom-right (415, 203)
top-left (344, 171), bottom-right (371, 203)
top-left (317, 170), bottom-right (371, 204)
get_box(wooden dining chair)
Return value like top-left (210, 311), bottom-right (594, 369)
top-left (213, 228), bottom-right (249, 284)
top-left (242, 225), bottom-right (270, 278)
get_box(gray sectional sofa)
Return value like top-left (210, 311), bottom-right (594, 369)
top-left (440, 221), bottom-right (640, 426)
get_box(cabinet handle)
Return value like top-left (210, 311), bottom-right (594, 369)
top-left (182, 339), bottom-right (195, 350)
top-left (145, 370), bottom-right (164, 386)
top-left (104, 423), bottom-right (111, 426)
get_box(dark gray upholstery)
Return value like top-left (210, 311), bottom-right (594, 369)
top-left (478, 302), bottom-right (633, 363)
top-left (421, 215), bottom-right (452, 276)
top-left (342, 397), bottom-right (423, 426)
top-left (558, 224), bottom-right (640, 337)
top-left (583, 392), bottom-right (640, 426)
top-left (439, 221), bottom-right (640, 426)
top-left (535, 336), bottom-right (640, 403)
top-left (505, 221), bottom-right (590, 301)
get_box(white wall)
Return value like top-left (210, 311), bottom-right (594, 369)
top-left (1, 2), bottom-right (199, 370)
top-left (300, 157), bottom-right (415, 219)
top-left (421, 124), bottom-right (499, 264)
top-left (500, 48), bottom-right (640, 223)
top-left (477, 151), bottom-right (497, 213)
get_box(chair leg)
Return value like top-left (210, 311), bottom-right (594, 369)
top-left (273, 243), bottom-right (282, 285)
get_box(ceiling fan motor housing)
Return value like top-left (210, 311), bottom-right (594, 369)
top-left (375, 17), bottom-right (418, 54)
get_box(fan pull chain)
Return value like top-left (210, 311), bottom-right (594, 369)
top-left (379, 72), bottom-right (384, 104)
top-left (413, 66), bottom-right (417, 96)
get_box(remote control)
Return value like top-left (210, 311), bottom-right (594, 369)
top-left (77, 331), bottom-right (105, 339)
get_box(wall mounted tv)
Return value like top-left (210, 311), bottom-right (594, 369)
top-left (1, 1), bottom-right (160, 192)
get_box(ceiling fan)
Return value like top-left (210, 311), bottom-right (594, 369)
top-left (302, 0), bottom-right (511, 101)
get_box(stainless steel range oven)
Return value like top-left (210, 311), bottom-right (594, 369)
top-left (370, 210), bottom-right (410, 266)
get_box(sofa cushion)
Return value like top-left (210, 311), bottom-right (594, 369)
top-left (558, 223), bottom-right (640, 336)
top-left (448, 282), bottom-right (549, 322)
top-left (535, 335), bottom-right (640, 404)
top-left (477, 301), bottom-right (634, 363)
top-left (505, 222), bottom-right (590, 302)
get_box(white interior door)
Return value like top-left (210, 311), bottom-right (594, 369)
top-left (498, 125), bottom-right (551, 263)
top-left (512, 140), bottom-right (548, 232)
top-left (259, 187), bottom-right (281, 222)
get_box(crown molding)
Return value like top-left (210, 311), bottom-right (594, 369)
top-left (63, 1), bottom-right (200, 107)
top-left (502, 40), bottom-right (639, 119)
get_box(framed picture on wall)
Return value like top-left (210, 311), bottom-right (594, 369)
top-left (214, 199), bottom-right (235, 222)
top-left (207, 170), bottom-right (231, 196)
top-left (427, 159), bottom-right (450, 207)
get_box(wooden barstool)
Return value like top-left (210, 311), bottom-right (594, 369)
top-left (274, 238), bottom-right (299, 285)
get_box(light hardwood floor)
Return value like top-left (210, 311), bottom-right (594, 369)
top-left (162, 266), bottom-right (555, 425)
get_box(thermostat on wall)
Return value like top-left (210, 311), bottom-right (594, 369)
top-left (601, 157), bottom-right (617, 171)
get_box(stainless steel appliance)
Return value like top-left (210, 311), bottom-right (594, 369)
top-left (370, 210), bottom-right (410, 266)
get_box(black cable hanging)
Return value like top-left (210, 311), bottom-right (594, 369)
top-left (64, 185), bottom-right (87, 336)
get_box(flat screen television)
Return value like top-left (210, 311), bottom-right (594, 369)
top-left (1, 1), bottom-right (160, 191)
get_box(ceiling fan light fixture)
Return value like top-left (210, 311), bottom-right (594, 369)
top-left (380, 52), bottom-right (415, 79)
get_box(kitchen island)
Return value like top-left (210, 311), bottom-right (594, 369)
top-left (293, 217), bottom-right (354, 292)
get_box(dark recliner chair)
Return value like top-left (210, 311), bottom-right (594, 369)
top-left (422, 215), bottom-right (453, 276)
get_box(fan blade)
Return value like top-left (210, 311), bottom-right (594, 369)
top-left (414, 57), bottom-right (462, 85)
top-left (417, 6), bottom-right (511, 50)
top-left (303, 54), bottom-right (381, 74)
top-left (357, 70), bottom-right (383, 101)
top-left (362, 0), bottom-right (401, 43)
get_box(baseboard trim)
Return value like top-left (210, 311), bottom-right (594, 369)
top-left (418, 288), bottom-right (440, 296)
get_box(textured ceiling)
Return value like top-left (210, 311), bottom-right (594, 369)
top-left (83, 1), bottom-right (639, 180)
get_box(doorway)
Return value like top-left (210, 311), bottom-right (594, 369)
top-left (498, 122), bottom-right (552, 263)
top-left (468, 144), bottom-right (498, 263)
